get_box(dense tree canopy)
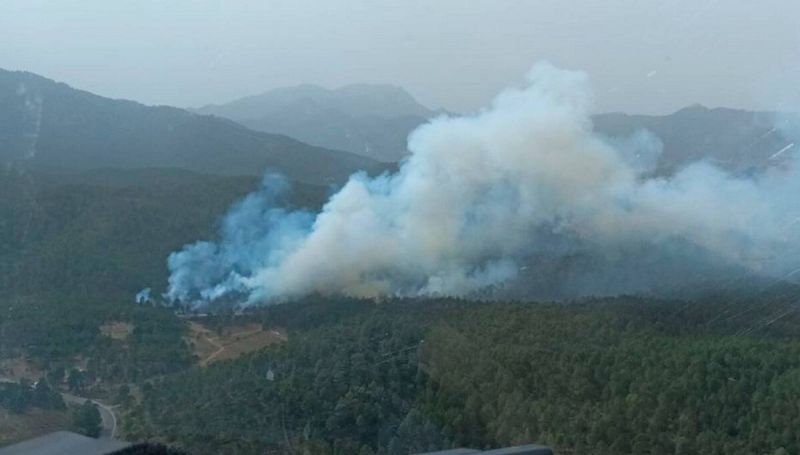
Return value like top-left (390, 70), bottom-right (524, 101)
top-left (0, 379), bottom-right (64, 414)
top-left (125, 295), bottom-right (800, 455)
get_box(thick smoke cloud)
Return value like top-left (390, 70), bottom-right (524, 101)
top-left (163, 63), bottom-right (800, 308)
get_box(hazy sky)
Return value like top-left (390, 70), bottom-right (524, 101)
top-left (2, 0), bottom-right (799, 114)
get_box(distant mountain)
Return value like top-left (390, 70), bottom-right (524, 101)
top-left (4, 67), bottom-right (793, 183)
top-left (593, 105), bottom-right (797, 175)
top-left (196, 84), bottom-right (439, 162)
top-left (199, 82), bottom-right (797, 171)
top-left (0, 69), bottom-right (385, 185)
top-left (199, 83), bottom-right (433, 119)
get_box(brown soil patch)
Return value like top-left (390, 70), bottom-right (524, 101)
top-left (186, 322), bottom-right (286, 367)
top-left (99, 321), bottom-right (134, 341)
top-left (0, 357), bottom-right (43, 382)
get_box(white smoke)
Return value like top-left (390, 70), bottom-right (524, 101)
top-left (164, 63), bottom-right (800, 308)
top-left (135, 288), bottom-right (153, 304)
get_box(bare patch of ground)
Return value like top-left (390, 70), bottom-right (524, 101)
top-left (186, 322), bottom-right (286, 367)
top-left (99, 321), bottom-right (134, 341)
top-left (0, 357), bottom-right (43, 382)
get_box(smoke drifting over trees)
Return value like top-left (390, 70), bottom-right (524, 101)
top-left (164, 63), bottom-right (800, 308)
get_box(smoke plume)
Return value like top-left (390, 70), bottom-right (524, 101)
top-left (135, 288), bottom-right (153, 304)
top-left (163, 63), bottom-right (800, 308)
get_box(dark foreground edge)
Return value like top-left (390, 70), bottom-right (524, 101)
top-left (0, 431), bottom-right (551, 455)
top-left (416, 444), bottom-right (554, 455)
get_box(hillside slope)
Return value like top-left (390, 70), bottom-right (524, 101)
top-left (0, 167), bottom-right (327, 364)
top-left (0, 167), bottom-right (328, 300)
top-left (126, 295), bottom-right (800, 455)
top-left (594, 105), bottom-right (797, 175)
top-left (0, 69), bottom-right (384, 184)
top-left (196, 84), bottom-right (437, 162)
top-left (198, 81), bottom-right (797, 172)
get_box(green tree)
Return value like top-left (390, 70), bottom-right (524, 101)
top-left (71, 400), bottom-right (102, 438)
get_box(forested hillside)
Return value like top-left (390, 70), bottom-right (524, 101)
top-left (0, 167), bottom-right (327, 371)
top-left (125, 294), bottom-right (800, 455)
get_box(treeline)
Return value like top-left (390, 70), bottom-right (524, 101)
top-left (124, 295), bottom-right (800, 455)
top-left (0, 379), bottom-right (64, 414)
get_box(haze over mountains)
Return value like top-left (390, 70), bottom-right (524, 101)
top-left (166, 63), bottom-right (800, 307)
top-left (197, 81), bottom-right (796, 175)
top-left (1, 66), bottom-right (795, 185)
top-left (2, 67), bottom-right (796, 305)
top-left (0, 69), bottom-right (384, 185)
top-left (594, 105), bottom-right (796, 175)
top-left (195, 83), bottom-right (439, 163)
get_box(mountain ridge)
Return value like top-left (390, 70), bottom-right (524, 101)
top-left (593, 104), bottom-right (797, 174)
top-left (198, 80), bottom-right (798, 173)
top-left (0, 68), bottom-right (386, 185)
top-left (194, 83), bottom-right (438, 162)
top-left (196, 82), bottom-right (435, 119)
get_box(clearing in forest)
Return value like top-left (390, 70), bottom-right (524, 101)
top-left (99, 321), bottom-right (134, 341)
top-left (0, 357), bottom-right (42, 383)
top-left (187, 322), bottom-right (286, 367)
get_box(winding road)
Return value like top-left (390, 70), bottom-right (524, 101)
top-left (61, 391), bottom-right (118, 439)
